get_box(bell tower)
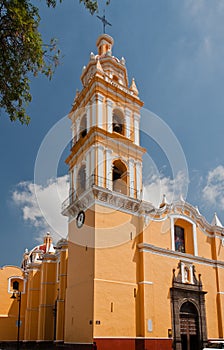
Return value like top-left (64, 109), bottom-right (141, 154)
top-left (62, 34), bottom-right (146, 346)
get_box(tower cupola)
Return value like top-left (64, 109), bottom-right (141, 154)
top-left (96, 34), bottom-right (114, 56)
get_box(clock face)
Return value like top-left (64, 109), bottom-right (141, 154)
top-left (76, 211), bottom-right (85, 228)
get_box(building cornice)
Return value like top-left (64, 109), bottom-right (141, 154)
top-left (62, 184), bottom-right (141, 218)
top-left (66, 126), bottom-right (146, 166)
top-left (138, 242), bottom-right (224, 268)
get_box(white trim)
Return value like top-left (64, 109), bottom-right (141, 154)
top-left (94, 199), bottom-right (140, 217)
top-left (97, 145), bottom-right (104, 187)
top-left (138, 242), bottom-right (224, 268)
top-left (86, 104), bottom-right (90, 131)
top-left (170, 216), bottom-right (175, 251)
top-left (138, 281), bottom-right (153, 285)
top-left (69, 170), bottom-right (73, 194)
top-left (8, 276), bottom-right (25, 294)
top-left (106, 98), bottom-right (113, 133)
top-left (170, 214), bottom-right (198, 256)
top-left (136, 162), bottom-right (142, 199)
top-left (105, 148), bottom-right (112, 190)
top-left (97, 93), bottom-right (104, 128)
top-left (129, 158), bottom-right (135, 197)
top-left (73, 165), bottom-right (77, 194)
top-left (94, 278), bottom-right (136, 286)
top-left (134, 113), bottom-right (140, 145)
top-left (69, 130), bottom-right (144, 168)
top-left (86, 151), bottom-right (91, 188)
top-left (41, 260), bottom-right (57, 264)
top-left (90, 145), bottom-right (95, 178)
top-left (193, 223), bottom-right (198, 256)
top-left (91, 98), bottom-right (96, 127)
top-left (169, 213), bottom-right (196, 225)
top-left (76, 117), bottom-right (81, 141)
top-left (125, 108), bottom-right (131, 139)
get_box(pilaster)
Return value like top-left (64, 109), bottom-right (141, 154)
top-left (125, 108), bottom-right (131, 139)
top-left (134, 113), bottom-right (140, 145)
top-left (106, 98), bottom-right (113, 133)
top-left (105, 148), bottom-right (113, 190)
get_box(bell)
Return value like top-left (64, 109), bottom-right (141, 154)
top-left (113, 123), bottom-right (121, 133)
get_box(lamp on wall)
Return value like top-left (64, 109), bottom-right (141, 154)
top-left (10, 291), bottom-right (21, 350)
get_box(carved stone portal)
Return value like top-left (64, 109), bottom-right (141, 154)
top-left (170, 262), bottom-right (207, 350)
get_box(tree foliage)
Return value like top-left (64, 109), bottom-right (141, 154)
top-left (0, 0), bottom-right (105, 125)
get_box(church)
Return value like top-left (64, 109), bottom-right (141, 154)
top-left (0, 34), bottom-right (224, 350)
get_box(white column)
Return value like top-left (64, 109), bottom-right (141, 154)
top-left (71, 126), bottom-right (75, 146)
top-left (97, 145), bottom-right (104, 187)
top-left (73, 165), bottom-right (77, 194)
top-left (90, 145), bottom-right (96, 185)
top-left (129, 158), bottom-right (135, 197)
top-left (170, 216), bottom-right (175, 251)
top-left (86, 104), bottom-right (90, 132)
top-left (86, 150), bottom-right (91, 188)
top-left (97, 94), bottom-right (104, 129)
top-left (125, 108), bottom-right (131, 139)
top-left (136, 161), bottom-right (142, 199)
top-left (106, 99), bottom-right (113, 133)
top-left (91, 97), bottom-right (96, 127)
top-left (76, 117), bottom-right (81, 141)
top-left (69, 170), bottom-right (73, 195)
top-left (105, 149), bottom-right (113, 190)
top-left (193, 223), bottom-right (198, 256)
top-left (134, 113), bottom-right (140, 146)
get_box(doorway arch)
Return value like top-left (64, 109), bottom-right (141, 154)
top-left (180, 301), bottom-right (200, 350)
top-left (171, 264), bottom-right (208, 350)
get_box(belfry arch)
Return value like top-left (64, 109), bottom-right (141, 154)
top-left (112, 109), bottom-right (124, 135)
top-left (79, 114), bottom-right (87, 139)
top-left (112, 159), bottom-right (127, 195)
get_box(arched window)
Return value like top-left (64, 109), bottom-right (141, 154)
top-left (79, 114), bottom-right (87, 139)
top-left (174, 225), bottom-right (185, 253)
top-left (112, 160), bottom-right (127, 195)
top-left (112, 109), bottom-right (124, 135)
top-left (77, 164), bottom-right (86, 195)
top-left (13, 281), bottom-right (19, 291)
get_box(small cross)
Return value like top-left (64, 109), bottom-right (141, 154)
top-left (97, 10), bottom-right (112, 34)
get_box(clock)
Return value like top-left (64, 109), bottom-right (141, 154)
top-left (76, 211), bottom-right (85, 228)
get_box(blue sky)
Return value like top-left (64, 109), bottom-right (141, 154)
top-left (1, 0), bottom-right (224, 266)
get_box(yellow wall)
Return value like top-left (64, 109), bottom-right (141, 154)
top-left (24, 267), bottom-right (41, 341)
top-left (0, 266), bottom-right (26, 341)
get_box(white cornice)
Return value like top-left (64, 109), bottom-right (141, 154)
top-left (138, 242), bottom-right (224, 268)
top-left (69, 129), bottom-right (145, 166)
top-left (141, 200), bottom-right (224, 238)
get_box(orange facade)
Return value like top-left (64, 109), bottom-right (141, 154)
top-left (0, 35), bottom-right (223, 350)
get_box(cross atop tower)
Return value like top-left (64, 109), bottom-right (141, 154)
top-left (97, 10), bottom-right (112, 34)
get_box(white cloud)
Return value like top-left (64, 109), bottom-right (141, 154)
top-left (202, 165), bottom-right (224, 209)
top-left (143, 171), bottom-right (188, 207)
top-left (12, 175), bottom-right (69, 243)
top-left (184, 0), bottom-right (204, 17)
top-left (176, 0), bottom-right (224, 78)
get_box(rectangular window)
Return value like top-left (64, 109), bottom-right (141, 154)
top-left (175, 225), bottom-right (185, 253)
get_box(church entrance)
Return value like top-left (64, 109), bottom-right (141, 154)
top-left (170, 263), bottom-right (208, 350)
top-left (180, 301), bottom-right (199, 350)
